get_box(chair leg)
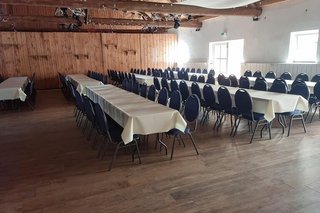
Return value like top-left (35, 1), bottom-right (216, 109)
top-left (268, 122), bottom-right (272, 140)
top-left (188, 133), bottom-right (199, 155)
top-left (278, 114), bottom-right (285, 134)
top-left (109, 143), bottom-right (121, 171)
top-left (232, 118), bottom-right (241, 137)
top-left (179, 134), bottom-right (186, 147)
top-left (134, 140), bottom-right (142, 164)
top-left (170, 136), bottom-right (177, 160)
top-left (250, 121), bottom-right (259, 144)
top-left (287, 115), bottom-right (294, 137)
top-left (301, 115), bottom-right (307, 133)
top-left (310, 106), bottom-right (318, 123)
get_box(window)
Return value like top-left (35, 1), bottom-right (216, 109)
top-left (209, 39), bottom-right (244, 77)
top-left (288, 29), bottom-right (319, 63)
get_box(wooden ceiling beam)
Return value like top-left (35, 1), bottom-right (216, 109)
top-left (0, 15), bottom-right (202, 28)
top-left (0, 0), bottom-right (262, 17)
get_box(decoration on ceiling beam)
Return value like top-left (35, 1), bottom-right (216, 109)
top-left (54, 7), bottom-right (88, 31)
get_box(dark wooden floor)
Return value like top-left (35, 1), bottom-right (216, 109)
top-left (1, 90), bottom-right (320, 212)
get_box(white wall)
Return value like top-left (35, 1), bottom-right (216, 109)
top-left (176, 0), bottom-right (320, 64)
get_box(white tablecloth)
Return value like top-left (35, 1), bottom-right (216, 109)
top-left (176, 80), bottom-right (309, 122)
top-left (0, 77), bottom-right (29, 101)
top-left (84, 85), bottom-right (187, 144)
top-left (66, 74), bottom-right (104, 94)
top-left (134, 74), bottom-right (154, 86)
top-left (173, 71), bottom-right (208, 81)
top-left (248, 77), bottom-right (316, 92)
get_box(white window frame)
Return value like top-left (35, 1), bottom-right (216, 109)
top-left (209, 42), bottom-right (228, 75)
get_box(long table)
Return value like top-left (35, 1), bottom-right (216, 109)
top-left (248, 77), bottom-right (316, 92)
top-left (0, 77), bottom-right (29, 101)
top-left (84, 85), bottom-right (187, 144)
top-left (66, 74), bottom-right (104, 94)
top-left (174, 80), bottom-right (309, 122)
top-left (134, 74), bottom-right (154, 86)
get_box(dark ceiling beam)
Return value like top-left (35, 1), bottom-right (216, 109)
top-left (0, 15), bottom-right (202, 28)
top-left (0, 0), bottom-right (262, 17)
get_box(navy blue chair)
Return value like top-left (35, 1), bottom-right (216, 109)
top-left (308, 81), bottom-right (320, 123)
top-left (132, 80), bottom-right (140, 95)
top-left (93, 103), bottom-right (141, 171)
top-left (191, 82), bottom-right (206, 108)
top-left (296, 73), bottom-right (309, 82)
top-left (147, 69), bottom-right (151, 76)
top-left (122, 78), bottom-right (127, 90)
top-left (233, 89), bottom-right (271, 143)
top-left (209, 69), bottom-right (215, 76)
top-left (280, 72), bottom-right (292, 80)
top-left (216, 86), bottom-right (236, 129)
top-left (197, 75), bottom-right (205, 83)
top-left (217, 73), bottom-right (225, 85)
top-left (169, 70), bottom-right (175, 80)
top-left (202, 69), bottom-right (208, 74)
top-left (196, 68), bottom-right (202, 73)
top-left (185, 68), bottom-right (190, 73)
top-left (190, 68), bottom-right (195, 73)
top-left (244, 70), bottom-right (252, 77)
top-left (190, 74), bottom-right (197, 82)
top-left (253, 78), bottom-right (268, 91)
top-left (167, 95), bottom-right (200, 159)
top-left (74, 90), bottom-right (85, 127)
top-left (169, 90), bottom-right (182, 111)
top-left (229, 74), bottom-right (238, 87)
top-left (183, 71), bottom-right (189, 81)
top-left (253, 70), bottom-right (262, 78)
top-left (170, 80), bottom-right (179, 92)
top-left (311, 74), bottom-right (320, 82)
top-left (269, 78), bottom-right (288, 93)
top-left (206, 76), bottom-right (215, 84)
top-left (220, 77), bottom-right (231, 86)
top-left (153, 77), bottom-right (161, 91)
top-left (158, 88), bottom-right (168, 106)
top-left (239, 76), bottom-right (250, 89)
top-left (179, 80), bottom-right (190, 102)
top-left (82, 95), bottom-right (96, 140)
top-left (202, 84), bottom-right (219, 125)
top-left (140, 83), bottom-right (147, 98)
top-left (291, 78), bottom-right (306, 90)
top-left (147, 85), bottom-right (156, 101)
top-left (265, 71), bottom-right (276, 79)
top-left (282, 83), bottom-right (309, 136)
top-left (161, 78), bottom-right (171, 94)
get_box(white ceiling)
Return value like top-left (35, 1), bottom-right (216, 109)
top-left (177, 0), bottom-right (260, 9)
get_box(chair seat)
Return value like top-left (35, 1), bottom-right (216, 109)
top-left (109, 127), bottom-right (139, 143)
top-left (167, 127), bottom-right (190, 136)
top-left (309, 96), bottom-right (320, 105)
top-left (282, 110), bottom-right (303, 116)
top-left (242, 112), bottom-right (265, 121)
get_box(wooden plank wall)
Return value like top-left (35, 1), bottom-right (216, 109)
top-left (0, 32), bottom-right (177, 89)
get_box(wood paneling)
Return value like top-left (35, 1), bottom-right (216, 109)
top-left (0, 32), bottom-right (177, 89)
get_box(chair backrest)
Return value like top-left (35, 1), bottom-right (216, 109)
top-left (206, 76), bottom-right (215, 84)
top-left (235, 89), bottom-right (253, 117)
top-left (292, 78), bottom-right (306, 89)
top-left (217, 73), bottom-right (225, 85)
top-left (290, 83), bottom-right (310, 100)
top-left (169, 90), bottom-right (182, 111)
top-left (229, 74), bottom-right (238, 87)
top-left (265, 71), bottom-right (276, 79)
top-left (269, 78), bottom-right (288, 93)
top-left (196, 68), bottom-right (202, 73)
top-left (197, 75), bottom-right (205, 83)
top-left (202, 69), bottom-right (208, 74)
top-left (93, 103), bottom-right (109, 136)
top-left (253, 70), bottom-right (262, 78)
top-left (220, 77), bottom-right (231, 86)
top-left (170, 70), bottom-right (175, 79)
top-left (147, 85), bottom-right (156, 101)
top-left (74, 90), bottom-right (84, 111)
top-left (170, 80), bottom-right (179, 92)
top-left (82, 95), bottom-right (95, 122)
top-left (191, 82), bottom-right (202, 100)
top-left (184, 94), bottom-right (200, 123)
top-left (311, 74), bottom-right (320, 82)
top-left (158, 88), bottom-right (168, 106)
top-left (190, 74), bottom-right (197, 82)
top-left (244, 70), bottom-right (252, 77)
top-left (253, 80), bottom-right (268, 91)
top-left (203, 84), bottom-right (216, 108)
top-left (153, 77), bottom-right (161, 90)
top-left (296, 73), bottom-right (309, 81)
top-left (218, 86), bottom-right (232, 112)
top-left (314, 81), bottom-right (320, 99)
top-left (179, 80), bottom-right (190, 101)
top-left (161, 78), bottom-right (170, 91)
top-left (239, 76), bottom-right (250, 89)
top-left (209, 69), bottom-right (215, 76)
top-left (190, 68), bottom-right (195, 73)
top-left (132, 80), bottom-right (140, 95)
top-left (140, 83), bottom-right (147, 98)
top-left (183, 72), bottom-right (189, 81)
top-left (280, 72), bottom-right (292, 80)
top-left (186, 68), bottom-right (190, 73)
